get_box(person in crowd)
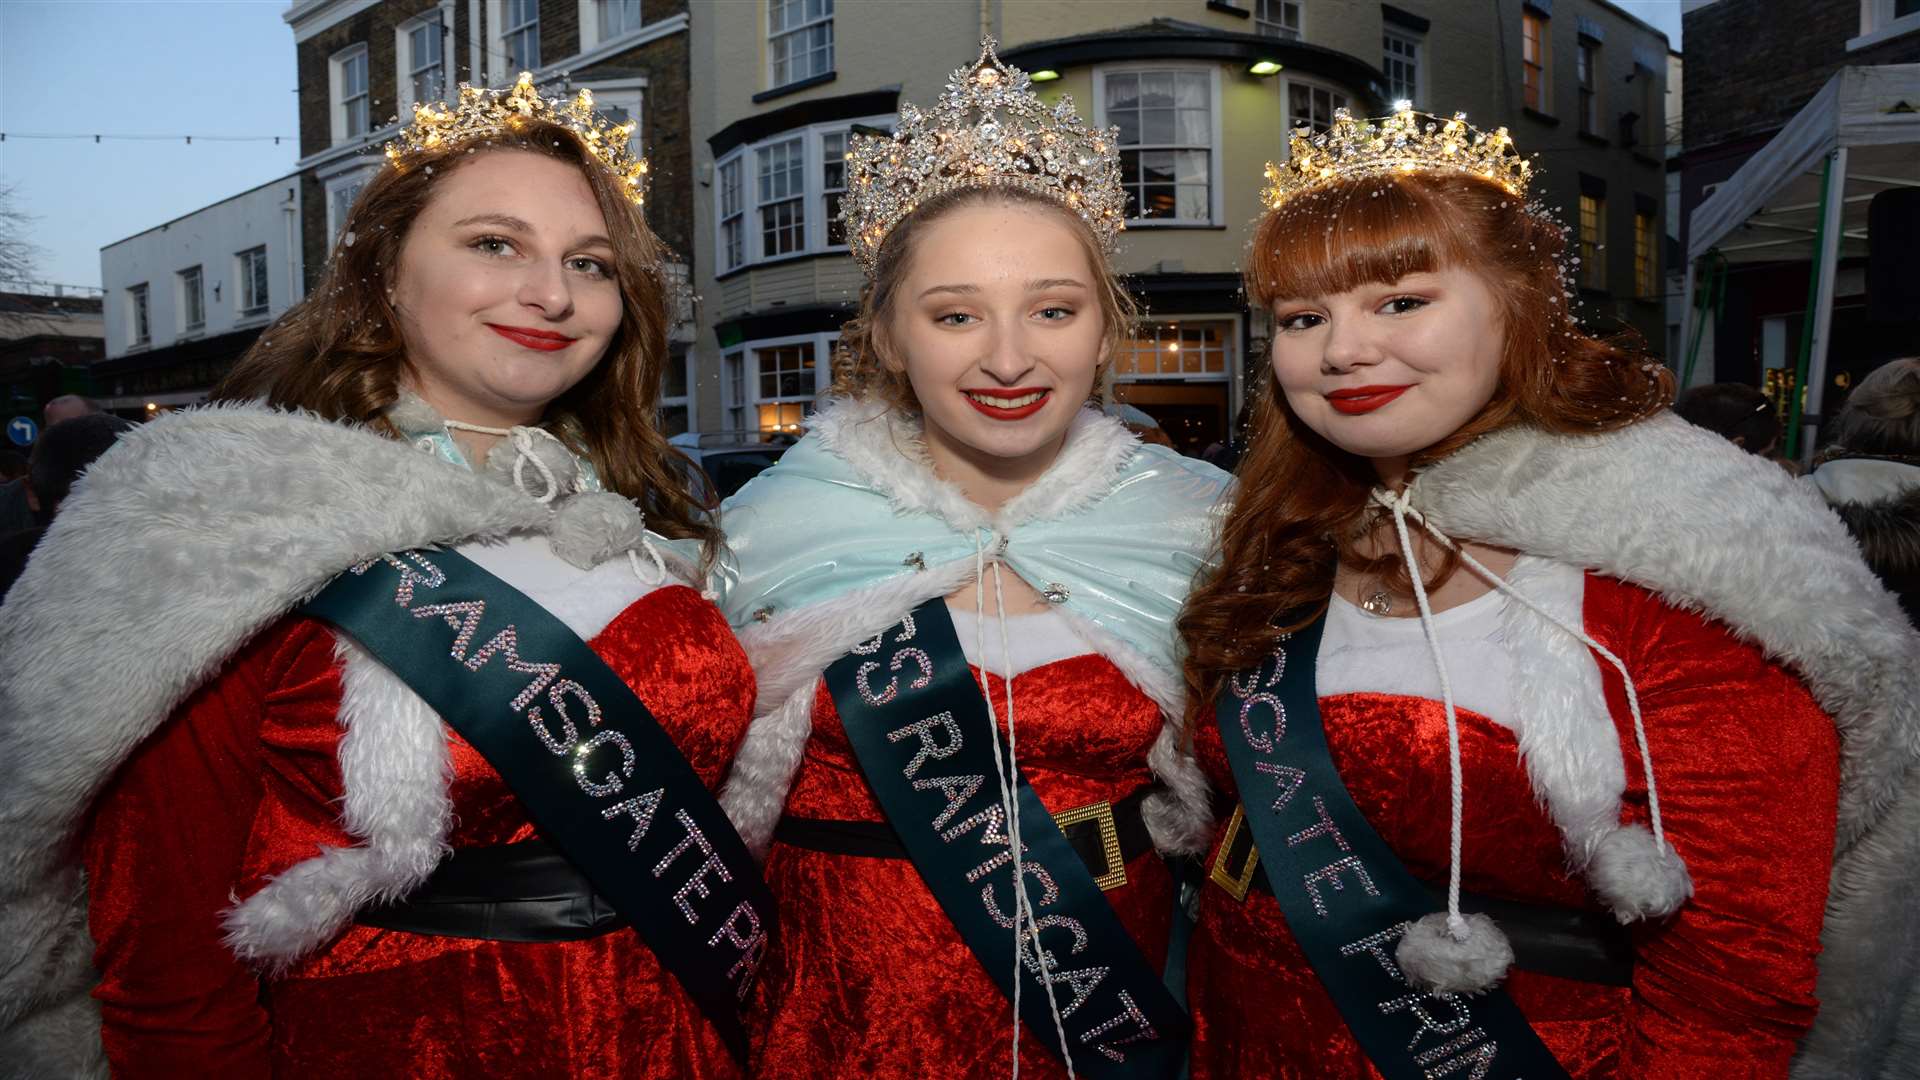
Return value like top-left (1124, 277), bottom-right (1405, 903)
top-left (1809, 356), bottom-right (1920, 625)
top-left (1673, 381), bottom-right (1783, 457)
top-left (0, 447), bottom-right (32, 534)
top-left (711, 41), bottom-right (1226, 1077)
top-left (0, 413), bottom-right (134, 600)
top-left (1178, 106), bottom-right (1920, 1079)
top-left (42, 393), bottom-right (102, 426)
top-left (0, 74), bottom-right (771, 1077)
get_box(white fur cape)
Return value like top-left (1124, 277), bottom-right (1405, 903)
top-left (0, 405), bottom-right (670, 1078)
top-left (1410, 412), bottom-right (1920, 1080)
top-left (714, 398), bottom-right (1229, 860)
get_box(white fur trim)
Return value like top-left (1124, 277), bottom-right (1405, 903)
top-left (1396, 911), bottom-right (1514, 995)
top-left (223, 638), bottom-right (454, 968)
top-left (0, 405), bottom-right (554, 1068)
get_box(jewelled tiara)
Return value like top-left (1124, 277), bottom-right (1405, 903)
top-left (1262, 103), bottom-right (1533, 212)
top-left (841, 38), bottom-right (1127, 276)
top-left (383, 72), bottom-right (650, 206)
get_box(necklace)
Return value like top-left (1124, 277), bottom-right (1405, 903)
top-left (1360, 586), bottom-right (1394, 616)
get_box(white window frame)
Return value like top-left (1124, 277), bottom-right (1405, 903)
top-left (718, 156), bottom-right (746, 272)
top-left (712, 114), bottom-right (892, 272)
top-left (1851, 0), bottom-right (1920, 49)
top-left (329, 43), bottom-right (371, 144)
top-left (178, 266), bottom-right (204, 334)
top-left (1254, 0), bottom-right (1303, 40)
top-left (718, 332), bottom-right (837, 433)
top-left (128, 283), bottom-right (151, 347)
top-left (497, 0), bottom-right (540, 73)
top-left (767, 0), bottom-right (834, 89)
top-left (755, 135), bottom-right (808, 259)
top-left (326, 165), bottom-right (376, 243)
top-left (1382, 25), bottom-right (1424, 108)
top-left (1112, 316), bottom-right (1239, 384)
top-left (396, 11), bottom-right (447, 115)
top-left (659, 348), bottom-right (695, 435)
top-left (1280, 74), bottom-right (1351, 137)
top-left (1093, 64), bottom-right (1223, 228)
top-left (237, 246), bottom-right (271, 318)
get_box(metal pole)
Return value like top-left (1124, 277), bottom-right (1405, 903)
top-left (1785, 151), bottom-right (1837, 461)
top-left (1800, 145), bottom-right (1849, 463)
top-left (1678, 256), bottom-right (1698, 392)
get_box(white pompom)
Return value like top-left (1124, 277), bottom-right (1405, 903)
top-left (1396, 910), bottom-right (1514, 995)
top-left (547, 492), bottom-right (646, 569)
top-left (1587, 824), bottom-right (1693, 922)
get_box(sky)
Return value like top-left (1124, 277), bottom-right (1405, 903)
top-left (0, 0), bottom-right (1690, 290)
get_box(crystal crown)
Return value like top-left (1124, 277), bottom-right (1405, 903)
top-left (383, 72), bottom-right (650, 206)
top-left (842, 38), bottom-right (1126, 275)
top-left (1262, 103), bottom-right (1533, 212)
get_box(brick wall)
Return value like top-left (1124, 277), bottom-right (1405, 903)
top-left (1684, 0), bottom-right (1920, 152)
top-left (579, 33), bottom-right (694, 266)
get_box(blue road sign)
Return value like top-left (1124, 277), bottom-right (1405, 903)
top-left (7, 416), bottom-right (37, 447)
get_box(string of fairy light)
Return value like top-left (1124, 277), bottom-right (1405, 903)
top-left (0, 133), bottom-right (295, 145)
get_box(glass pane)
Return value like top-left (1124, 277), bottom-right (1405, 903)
top-left (1140, 73), bottom-right (1175, 109)
top-left (1175, 73), bottom-right (1207, 109)
top-left (1176, 183), bottom-right (1208, 221)
top-left (1119, 150), bottom-right (1141, 185)
top-left (1140, 151), bottom-right (1174, 184)
top-left (1175, 108), bottom-right (1209, 146)
top-left (1111, 110), bottom-right (1140, 146)
top-left (1106, 72), bottom-right (1138, 112)
top-left (1175, 150), bottom-right (1207, 184)
top-left (1140, 107), bottom-right (1173, 145)
top-left (1143, 185), bottom-right (1176, 218)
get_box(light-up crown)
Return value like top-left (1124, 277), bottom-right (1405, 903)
top-left (383, 72), bottom-right (651, 206)
top-left (842, 38), bottom-right (1126, 275)
top-left (1262, 103), bottom-right (1532, 212)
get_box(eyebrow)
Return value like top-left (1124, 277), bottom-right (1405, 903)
top-left (918, 277), bottom-right (1089, 300)
top-left (451, 213), bottom-right (612, 249)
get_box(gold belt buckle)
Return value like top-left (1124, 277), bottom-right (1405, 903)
top-left (1208, 803), bottom-right (1262, 903)
top-left (1053, 799), bottom-right (1127, 891)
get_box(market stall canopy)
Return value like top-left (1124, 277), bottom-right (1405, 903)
top-left (1689, 64), bottom-right (1920, 266)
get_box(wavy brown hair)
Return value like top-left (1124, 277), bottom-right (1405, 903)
top-left (830, 186), bottom-right (1136, 409)
top-left (1179, 170), bottom-right (1672, 712)
top-left (213, 118), bottom-right (718, 559)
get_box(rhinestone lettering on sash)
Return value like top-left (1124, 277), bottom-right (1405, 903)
top-left (863, 616), bottom-right (1161, 1065)
top-left (344, 552), bottom-right (767, 1002)
top-left (1226, 632), bottom-right (1527, 1078)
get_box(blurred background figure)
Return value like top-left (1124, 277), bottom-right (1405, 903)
top-left (1809, 357), bottom-right (1920, 626)
top-left (42, 394), bottom-right (103, 427)
top-left (1674, 382), bottom-right (1783, 457)
top-left (0, 450), bottom-right (31, 534)
top-left (0, 413), bottom-right (133, 601)
top-left (1105, 399), bottom-right (1175, 448)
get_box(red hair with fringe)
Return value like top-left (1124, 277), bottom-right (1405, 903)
top-left (1179, 170), bottom-right (1672, 714)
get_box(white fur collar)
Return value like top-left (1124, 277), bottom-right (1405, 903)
top-left (0, 405), bottom-right (593, 1070)
top-left (804, 395), bottom-right (1142, 534)
top-left (1410, 411), bottom-right (1920, 1078)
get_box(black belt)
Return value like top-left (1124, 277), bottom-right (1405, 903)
top-left (775, 785), bottom-right (1158, 892)
top-left (356, 837), bottom-right (629, 942)
top-left (1208, 805), bottom-right (1635, 986)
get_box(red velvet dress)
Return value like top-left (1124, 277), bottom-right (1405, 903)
top-left (752, 654), bottom-right (1175, 1078)
top-left (1187, 574), bottom-right (1839, 1079)
top-left (83, 584), bottom-right (754, 1079)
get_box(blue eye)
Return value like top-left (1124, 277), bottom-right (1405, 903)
top-left (1381, 296), bottom-right (1429, 315)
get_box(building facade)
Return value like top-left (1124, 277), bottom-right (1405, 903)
top-left (96, 176), bottom-right (303, 412)
top-left (1679, 0), bottom-right (1920, 400)
top-left (285, 0), bottom-right (701, 430)
top-left (686, 0), bottom-right (1670, 453)
top-left (0, 286), bottom-right (106, 424)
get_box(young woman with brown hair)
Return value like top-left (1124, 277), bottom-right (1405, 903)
top-left (0, 76), bottom-right (771, 1077)
top-left (710, 42), bottom-right (1225, 1077)
top-left (1179, 108), bottom-right (1920, 1078)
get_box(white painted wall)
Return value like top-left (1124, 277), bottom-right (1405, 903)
top-left (100, 176), bottom-right (304, 359)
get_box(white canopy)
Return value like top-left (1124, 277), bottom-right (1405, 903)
top-left (1682, 64), bottom-right (1920, 455)
top-left (1689, 64), bottom-right (1920, 266)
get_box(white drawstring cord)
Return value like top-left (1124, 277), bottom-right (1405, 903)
top-left (442, 419), bottom-right (568, 504)
top-left (626, 538), bottom-right (670, 586)
top-left (1372, 489), bottom-right (1670, 852)
top-left (1378, 491), bottom-right (1472, 940)
top-left (972, 533), bottom-right (1075, 1078)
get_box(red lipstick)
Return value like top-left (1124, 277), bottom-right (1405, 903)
top-left (961, 387), bottom-right (1052, 421)
top-left (487, 324), bottom-right (578, 352)
top-left (1326, 384), bottom-right (1412, 415)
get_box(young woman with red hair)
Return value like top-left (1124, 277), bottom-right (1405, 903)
top-left (1178, 109), bottom-right (1920, 1079)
